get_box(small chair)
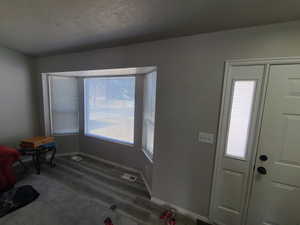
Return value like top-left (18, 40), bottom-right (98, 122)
top-left (0, 146), bottom-right (22, 192)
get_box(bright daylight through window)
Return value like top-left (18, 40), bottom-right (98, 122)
top-left (84, 77), bottom-right (135, 144)
top-left (225, 80), bottom-right (256, 159)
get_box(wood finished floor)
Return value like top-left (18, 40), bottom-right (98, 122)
top-left (1, 155), bottom-right (209, 225)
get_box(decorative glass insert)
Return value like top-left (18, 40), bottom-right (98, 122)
top-left (225, 80), bottom-right (256, 159)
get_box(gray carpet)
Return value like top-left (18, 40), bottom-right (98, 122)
top-left (0, 155), bottom-right (204, 225)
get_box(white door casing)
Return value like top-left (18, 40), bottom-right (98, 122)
top-left (211, 58), bottom-right (300, 225)
top-left (246, 64), bottom-right (300, 225)
top-left (210, 65), bottom-right (265, 225)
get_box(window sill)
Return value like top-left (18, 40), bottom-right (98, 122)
top-left (142, 148), bottom-right (153, 163)
top-left (85, 133), bottom-right (135, 147)
top-left (53, 133), bottom-right (80, 137)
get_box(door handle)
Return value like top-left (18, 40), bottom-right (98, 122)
top-left (257, 166), bottom-right (267, 175)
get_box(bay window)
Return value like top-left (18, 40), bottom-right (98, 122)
top-left (43, 67), bottom-right (156, 161)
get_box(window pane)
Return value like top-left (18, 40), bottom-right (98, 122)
top-left (85, 77), bottom-right (135, 144)
top-left (143, 120), bottom-right (155, 155)
top-left (225, 80), bottom-right (256, 159)
top-left (50, 76), bottom-right (79, 134)
top-left (142, 72), bottom-right (157, 157)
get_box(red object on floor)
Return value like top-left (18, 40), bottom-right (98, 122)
top-left (166, 218), bottom-right (176, 225)
top-left (160, 210), bottom-right (174, 220)
top-left (104, 217), bottom-right (113, 225)
top-left (0, 146), bottom-right (21, 191)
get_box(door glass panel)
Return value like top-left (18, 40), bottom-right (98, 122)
top-left (225, 80), bottom-right (256, 159)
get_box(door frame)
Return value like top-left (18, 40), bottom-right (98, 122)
top-left (209, 57), bottom-right (300, 225)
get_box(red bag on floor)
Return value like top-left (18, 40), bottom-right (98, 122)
top-left (0, 146), bottom-right (20, 191)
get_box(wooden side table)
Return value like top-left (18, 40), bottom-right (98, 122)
top-left (19, 142), bottom-right (56, 174)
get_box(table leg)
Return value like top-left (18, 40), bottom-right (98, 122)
top-left (32, 153), bottom-right (36, 171)
top-left (18, 159), bottom-right (27, 172)
top-left (35, 149), bottom-right (41, 175)
top-left (50, 147), bottom-right (56, 168)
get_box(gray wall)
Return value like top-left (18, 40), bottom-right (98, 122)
top-left (0, 46), bottom-right (38, 147)
top-left (36, 20), bottom-right (300, 218)
top-left (55, 135), bottom-right (80, 154)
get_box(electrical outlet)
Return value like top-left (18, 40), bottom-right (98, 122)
top-left (198, 132), bottom-right (214, 144)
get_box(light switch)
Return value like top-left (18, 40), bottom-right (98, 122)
top-left (198, 132), bottom-right (214, 144)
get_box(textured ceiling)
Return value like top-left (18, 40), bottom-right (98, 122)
top-left (1, 0), bottom-right (300, 56)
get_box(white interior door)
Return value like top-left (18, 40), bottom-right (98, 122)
top-left (247, 64), bottom-right (300, 225)
top-left (211, 65), bottom-right (265, 225)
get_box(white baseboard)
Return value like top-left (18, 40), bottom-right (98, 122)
top-left (140, 171), bottom-right (152, 196)
top-left (79, 152), bottom-right (140, 174)
top-left (151, 197), bottom-right (211, 224)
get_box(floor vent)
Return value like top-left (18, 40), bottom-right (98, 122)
top-left (121, 173), bottom-right (137, 182)
top-left (71, 156), bottom-right (83, 162)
